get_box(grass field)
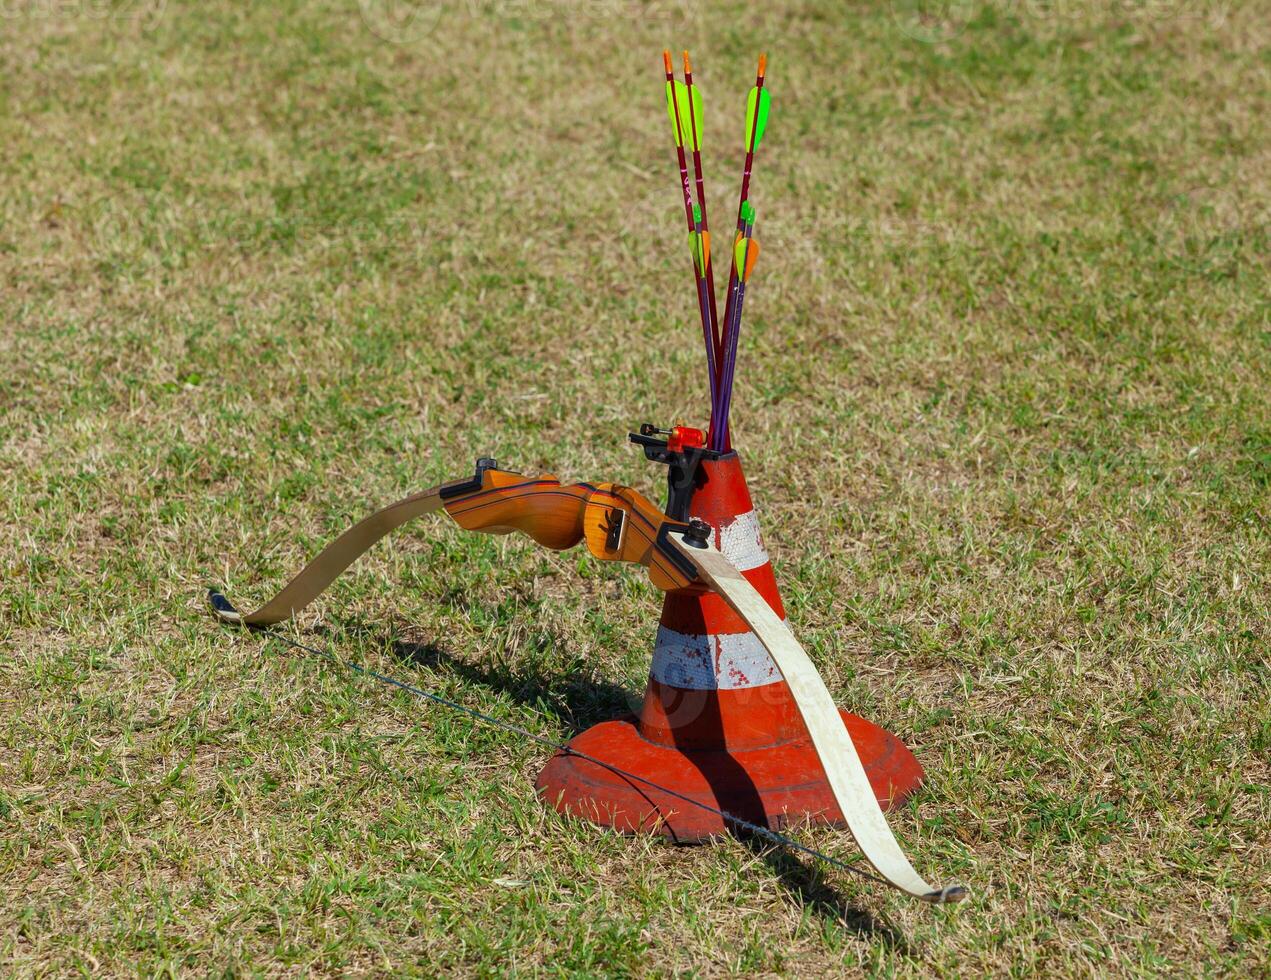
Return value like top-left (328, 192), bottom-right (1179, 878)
top-left (2, 0), bottom-right (1268, 974)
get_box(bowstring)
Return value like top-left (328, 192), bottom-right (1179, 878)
top-left (236, 620), bottom-right (893, 891)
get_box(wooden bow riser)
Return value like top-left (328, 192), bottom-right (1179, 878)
top-left (444, 469), bottom-right (699, 592)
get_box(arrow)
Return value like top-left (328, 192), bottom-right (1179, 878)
top-left (714, 54), bottom-right (769, 451)
top-left (664, 49), bottom-right (718, 416)
top-left (682, 50), bottom-right (724, 379)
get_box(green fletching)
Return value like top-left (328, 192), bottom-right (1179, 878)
top-left (692, 204), bottom-right (701, 225)
top-left (687, 85), bottom-right (703, 150)
top-left (666, 80), bottom-right (684, 146)
top-left (745, 86), bottom-right (770, 150)
top-left (688, 230), bottom-right (710, 275)
top-left (740, 200), bottom-right (755, 224)
top-left (666, 80), bottom-right (700, 149)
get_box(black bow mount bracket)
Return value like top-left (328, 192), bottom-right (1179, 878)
top-left (629, 423), bottom-right (728, 522)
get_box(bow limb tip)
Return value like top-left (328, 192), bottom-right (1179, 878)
top-left (207, 589), bottom-right (245, 625)
top-left (922, 885), bottom-right (970, 904)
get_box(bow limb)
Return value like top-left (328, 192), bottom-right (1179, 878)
top-left (211, 485), bottom-right (449, 625)
top-left (211, 462), bottom-right (699, 627)
top-left (665, 530), bottom-right (968, 904)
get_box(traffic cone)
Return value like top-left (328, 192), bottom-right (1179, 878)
top-left (536, 453), bottom-right (925, 841)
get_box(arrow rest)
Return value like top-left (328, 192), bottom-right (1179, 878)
top-left (631, 423), bottom-right (719, 522)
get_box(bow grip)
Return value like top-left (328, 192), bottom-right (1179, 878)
top-left (441, 464), bottom-right (589, 551)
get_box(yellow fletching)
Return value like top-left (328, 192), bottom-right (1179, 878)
top-left (689, 230), bottom-right (711, 275)
top-left (734, 235), bottom-right (759, 281)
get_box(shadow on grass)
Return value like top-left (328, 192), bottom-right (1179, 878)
top-left (313, 621), bottom-right (907, 945)
top-left (388, 635), bottom-right (638, 734)
top-left (748, 842), bottom-right (912, 950)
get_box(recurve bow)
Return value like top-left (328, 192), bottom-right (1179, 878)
top-left (210, 431), bottom-right (966, 904)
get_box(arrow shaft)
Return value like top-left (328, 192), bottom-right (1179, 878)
top-left (714, 280), bottom-right (746, 450)
top-left (717, 54), bottom-right (767, 451)
top-left (711, 220), bottom-right (753, 451)
top-left (665, 51), bottom-right (718, 415)
top-left (683, 52), bottom-right (724, 382)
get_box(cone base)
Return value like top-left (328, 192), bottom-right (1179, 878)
top-left (535, 710), bottom-right (924, 843)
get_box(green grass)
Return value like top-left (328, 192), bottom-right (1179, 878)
top-left (1, 0), bottom-right (1268, 974)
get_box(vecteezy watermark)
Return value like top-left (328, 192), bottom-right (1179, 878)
top-left (1154, 185), bottom-right (1260, 256)
top-left (1016, 0), bottom-right (1230, 26)
top-left (0, 0), bottom-right (166, 30)
top-left (357, 0), bottom-right (444, 44)
top-left (891, 0), bottom-right (976, 43)
top-left (357, 0), bottom-right (696, 44)
top-left (892, 0), bottom-right (1232, 43)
